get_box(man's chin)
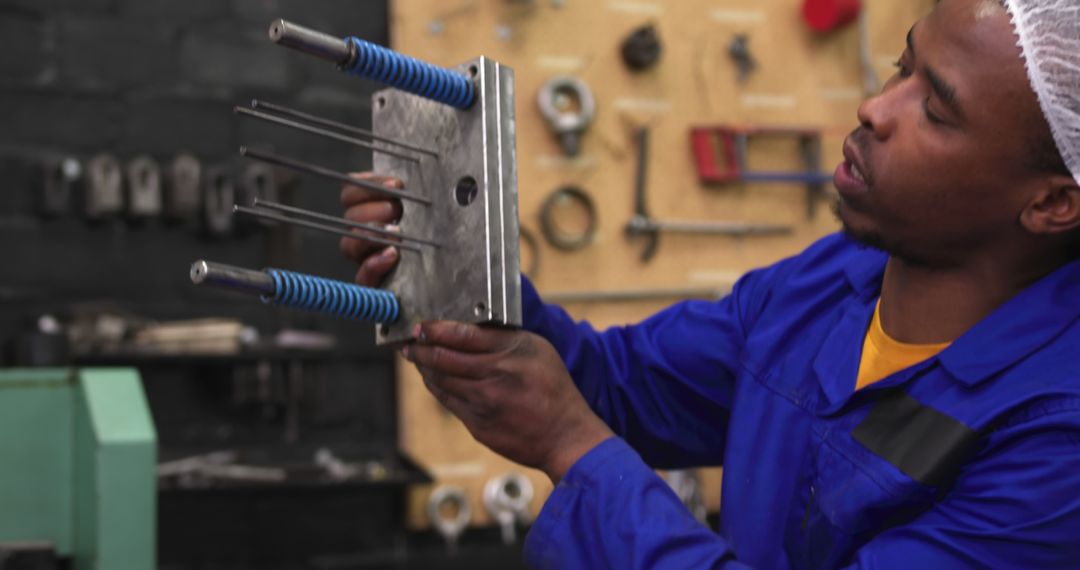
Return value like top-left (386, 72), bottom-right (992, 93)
top-left (831, 198), bottom-right (888, 252)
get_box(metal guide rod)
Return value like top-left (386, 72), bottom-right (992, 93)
top-left (234, 205), bottom-right (424, 253)
top-left (234, 106), bottom-right (420, 163)
top-left (250, 100), bottom-right (439, 158)
top-left (268, 18), bottom-right (475, 109)
top-left (239, 146), bottom-right (431, 206)
top-left (268, 19), bottom-right (353, 65)
top-left (191, 260), bottom-right (402, 323)
top-left (251, 198), bottom-right (440, 247)
top-left (190, 260), bottom-right (275, 296)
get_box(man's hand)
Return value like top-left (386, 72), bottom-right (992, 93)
top-left (402, 321), bottom-right (614, 483)
top-left (338, 173), bottom-right (404, 287)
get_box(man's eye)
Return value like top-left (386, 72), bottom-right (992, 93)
top-left (924, 98), bottom-right (945, 125)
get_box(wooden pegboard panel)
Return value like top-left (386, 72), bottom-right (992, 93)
top-left (387, 0), bottom-right (933, 528)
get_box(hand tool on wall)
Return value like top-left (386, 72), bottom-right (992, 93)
top-left (165, 153), bottom-right (202, 222)
top-left (85, 153), bottom-right (124, 220)
top-left (728, 34), bottom-right (757, 83)
top-left (202, 167), bottom-right (235, 237)
top-left (538, 185), bottom-right (598, 251)
top-left (39, 157), bottom-right (81, 218)
top-left (427, 485), bottom-right (472, 555)
top-left (690, 125), bottom-right (834, 220)
top-left (626, 127), bottom-right (793, 262)
top-left (537, 76), bottom-right (596, 157)
top-left (126, 155), bottom-right (163, 219)
top-left (483, 472), bottom-right (534, 545)
top-left (620, 24), bottom-right (663, 71)
top-left (519, 226), bottom-right (540, 277)
top-left (802, 0), bottom-right (861, 33)
top-left (193, 20), bottom-right (521, 345)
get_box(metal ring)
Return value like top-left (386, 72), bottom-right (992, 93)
top-left (519, 226), bottom-right (540, 277)
top-left (536, 76), bottom-right (596, 133)
top-left (483, 473), bottom-right (534, 519)
top-left (427, 485), bottom-right (471, 537)
top-left (538, 186), bottom-right (597, 251)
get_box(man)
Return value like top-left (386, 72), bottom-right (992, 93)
top-left (341, 0), bottom-right (1080, 566)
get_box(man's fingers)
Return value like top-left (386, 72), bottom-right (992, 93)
top-left (339, 200), bottom-right (402, 261)
top-left (417, 321), bottom-right (512, 353)
top-left (340, 173), bottom-right (405, 207)
top-left (404, 342), bottom-right (485, 378)
top-left (353, 246), bottom-right (398, 287)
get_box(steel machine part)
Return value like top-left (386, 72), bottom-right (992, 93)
top-left (483, 473), bottom-right (534, 545)
top-left (126, 155), bottom-right (163, 219)
top-left (166, 153), bottom-right (202, 221)
top-left (427, 486), bottom-right (472, 555)
top-left (626, 127), bottom-right (792, 262)
top-left (198, 20), bottom-right (521, 345)
top-left (85, 153), bottom-right (124, 220)
top-left (537, 76), bottom-right (596, 157)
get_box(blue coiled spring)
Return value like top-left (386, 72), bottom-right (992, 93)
top-left (343, 37), bottom-right (476, 109)
top-left (263, 268), bottom-right (400, 323)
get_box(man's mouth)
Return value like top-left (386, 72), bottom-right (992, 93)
top-left (850, 161), bottom-right (867, 184)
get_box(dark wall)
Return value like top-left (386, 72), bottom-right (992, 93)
top-left (0, 0), bottom-right (395, 446)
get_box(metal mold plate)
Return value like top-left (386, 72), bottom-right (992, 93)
top-left (373, 57), bottom-right (521, 345)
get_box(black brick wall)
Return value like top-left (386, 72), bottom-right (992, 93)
top-left (0, 1), bottom-right (394, 447)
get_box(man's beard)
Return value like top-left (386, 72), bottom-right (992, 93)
top-left (830, 198), bottom-right (936, 268)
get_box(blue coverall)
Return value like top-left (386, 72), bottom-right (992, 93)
top-left (520, 233), bottom-right (1080, 569)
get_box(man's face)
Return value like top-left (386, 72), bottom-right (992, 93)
top-left (834, 0), bottom-right (1047, 266)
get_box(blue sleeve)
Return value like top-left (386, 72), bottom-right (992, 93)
top-left (520, 273), bottom-right (766, 468)
top-left (523, 436), bottom-right (753, 570)
top-left (525, 410), bottom-right (1080, 570)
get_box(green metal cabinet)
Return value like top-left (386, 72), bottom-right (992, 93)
top-left (0, 368), bottom-right (156, 570)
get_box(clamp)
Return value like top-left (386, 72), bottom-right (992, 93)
top-left (689, 125), bottom-right (834, 220)
top-left (626, 126), bottom-right (792, 262)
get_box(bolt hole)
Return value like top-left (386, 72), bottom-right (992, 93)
top-left (504, 480), bottom-right (521, 499)
top-left (468, 64), bottom-right (479, 77)
top-left (377, 96), bottom-right (387, 109)
top-left (454, 176), bottom-right (478, 206)
top-left (474, 302), bottom-right (486, 317)
top-left (380, 323), bottom-right (390, 336)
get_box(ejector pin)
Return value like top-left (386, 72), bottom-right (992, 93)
top-left (190, 260), bottom-right (274, 296)
top-left (268, 19), bottom-right (353, 66)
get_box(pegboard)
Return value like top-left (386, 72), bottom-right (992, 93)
top-left (387, 0), bottom-right (934, 529)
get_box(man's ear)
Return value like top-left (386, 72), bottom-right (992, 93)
top-left (1020, 175), bottom-right (1080, 236)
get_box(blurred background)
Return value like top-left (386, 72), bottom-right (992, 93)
top-left (0, 0), bottom-right (929, 568)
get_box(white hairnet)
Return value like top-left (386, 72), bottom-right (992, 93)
top-left (1003, 0), bottom-right (1080, 185)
